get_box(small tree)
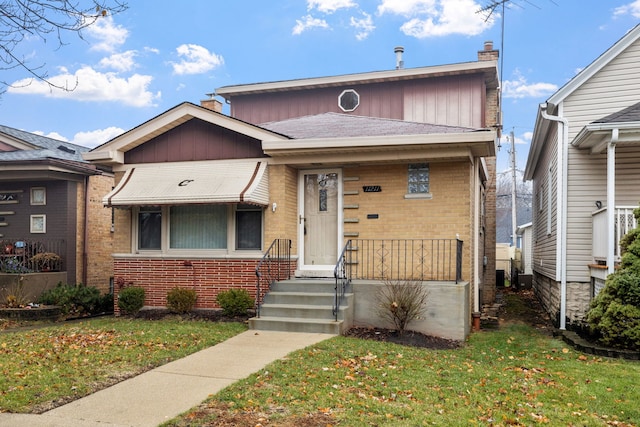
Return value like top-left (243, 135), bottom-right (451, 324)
top-left (586, 205), bottom-right (640, 350)
top-left (376, 279), bottom-right (429, 335)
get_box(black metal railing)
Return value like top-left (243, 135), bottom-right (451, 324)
top-left (0, 239), bottom-right (66, 273)
top-left (332, 238), bottom-right (463, 321)
top-left (345, 238), bottom-right (464, 283)
top-left (255, 239), bottom-right (291, 317)
top-left (333, 240), bottom-right (353, 321)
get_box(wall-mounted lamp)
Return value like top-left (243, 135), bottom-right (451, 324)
top-left (272, 202), bottom-right (277, 212)
top-left (595, 200), bottom-right (602, 209)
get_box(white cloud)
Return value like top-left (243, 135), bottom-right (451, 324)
top-left (33, 130), bottom-right (69, 142)
top-left (293, 15), bottom-right (330, 35)
top-left (171, 44), bottom-right (224, 75)
top-left (98, 50), bottom-right (138, 72)
top-left (85, 16), bottom-right (128, 53)
top-left (308, 0), bottom-right (356, 13)
top-left (502, 71), bottom-right (558, 99)
top-left (614, 0), bottom-right (640, 18)
top-left (378, 0), bottom-right (492, 38)
top-left (8, 66), bottom-right (160, 107)
top-left (351, 12), bottom-right (375, 40)
top-left (377, 0), bottom-right (437, 16)
top-left (502, 74), bottom-right (558, 99)
top-left (72, 127), bottom-right (125, 148)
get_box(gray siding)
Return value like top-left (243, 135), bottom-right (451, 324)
top-left (561, 38), bottom-right (640, 282)
top-left (531, 124), bottom-right (558, 280)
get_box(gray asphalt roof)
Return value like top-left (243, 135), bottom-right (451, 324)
top-left (0, 124), bottom-right (89, 162)
top-left (260, 112), bottom-right (480, 139)
top-left (594, 101), bottom-right (640, 124)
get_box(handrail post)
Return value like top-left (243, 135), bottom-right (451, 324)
top-left (255, 239), bottom-right (291, 318)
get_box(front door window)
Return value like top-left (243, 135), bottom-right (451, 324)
top-left (302, 172), bottom-right (339, 267)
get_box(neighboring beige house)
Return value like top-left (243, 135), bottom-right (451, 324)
top-left (86, 43), bottom-right (500, 340)
top-left (525, 24), bottom-right (640, 329)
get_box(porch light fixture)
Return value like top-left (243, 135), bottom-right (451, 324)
top-left (595, 200), bottom-right (602, 209)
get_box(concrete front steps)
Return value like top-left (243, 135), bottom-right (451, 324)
top-left (249, 279), bottom-right (353, 335)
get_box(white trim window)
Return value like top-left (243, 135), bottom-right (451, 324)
top-left (134, 204), bottom-right (263, 253)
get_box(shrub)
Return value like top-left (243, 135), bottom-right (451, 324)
top-left (118, 286), bottom-right (145, 315)
top-left (38, 283), bottom-right (110, 316)
top-left (216, 288), bottom-right (253, 317)
top-left (586, 205), bottom-right (640, 350)
top-left (166, 287), bottom-right (197, 314)
top-left (376, 279), bottom-right (429, 335)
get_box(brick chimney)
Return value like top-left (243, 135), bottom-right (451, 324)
top-left (478, 40), bottom-right (499, 62)
top-left (200, 97), bottom-right (223, 112)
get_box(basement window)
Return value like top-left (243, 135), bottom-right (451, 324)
top-left (338, 89), bottom-right (360, 112)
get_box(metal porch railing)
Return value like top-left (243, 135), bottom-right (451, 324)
top-left (0, 239), bottom-right (66, 273)
top-left (255, 239), bottom-right (291, 317)
top-left (333, 238), bottom-right (463, 321)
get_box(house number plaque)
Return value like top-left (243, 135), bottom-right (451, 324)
top-left (362, 186), bottom-right (381, 192)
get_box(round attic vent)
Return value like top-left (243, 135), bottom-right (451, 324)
top-left (338, 89), bottom-right (360, 112)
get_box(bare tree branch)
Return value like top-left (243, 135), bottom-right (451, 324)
top-left (0, 0), bottom-right (128, 95)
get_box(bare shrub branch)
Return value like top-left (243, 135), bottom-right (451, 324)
top-left (376, 279), bottom-right (429, 335)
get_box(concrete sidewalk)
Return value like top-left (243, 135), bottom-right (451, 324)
top-left (0, 330), bottom-right (335, 427)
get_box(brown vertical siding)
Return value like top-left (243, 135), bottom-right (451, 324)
top-left (229, 74), bottom-right (487, 128)
top-left (125, 118), bottom-right (266, 164)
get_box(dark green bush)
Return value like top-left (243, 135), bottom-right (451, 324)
top-left (586, 205), bottom-right (640, 350)
top-left (118, 286), bottom-right (145, 315)
top-left (166, 287), bottom-right (197, 314)
top-left (38, 283), bottom-right (111, 316)
top-left (216, 288), bottom-right (253, 317)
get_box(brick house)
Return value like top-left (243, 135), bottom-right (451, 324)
top-left (0, 125), bottom-right (114, 299)
top-left (86, 43), bottom-right (499, 339)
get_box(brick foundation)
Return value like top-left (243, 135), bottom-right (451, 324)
top-left (113, 257), bottom-right (267, 314)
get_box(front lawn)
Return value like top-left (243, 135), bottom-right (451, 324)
top-left (0, 318), bottom-right (247, 413)
top-left (165, 323), bottom-right (640, 426)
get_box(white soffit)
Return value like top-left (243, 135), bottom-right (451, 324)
top-left (103, 160), bottom-right (269, 207)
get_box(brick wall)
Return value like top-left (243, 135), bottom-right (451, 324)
top-left (113, 257), bottom-right (262, 314)
top-left (85, 174), bottom-right (115, 292)
top-left (264, 164), bottom-right (298, 254)
top-left (341, 161), bottom-right (473, 280)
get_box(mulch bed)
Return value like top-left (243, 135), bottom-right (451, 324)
top-left (343, 327), bottom-right (462, 349)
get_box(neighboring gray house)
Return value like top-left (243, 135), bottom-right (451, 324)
top-left (0, 124), bottom-right (114, 292)
top-left (524, 24), bottom-right (640, 329)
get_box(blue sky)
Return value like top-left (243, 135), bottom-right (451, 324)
top-left (1, 0), bottom-right (640, 173)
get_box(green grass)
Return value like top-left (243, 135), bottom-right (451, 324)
top-left (165, 324), bottom-right (640, 427)
top-left (0, 317), bottom-right (247, 413)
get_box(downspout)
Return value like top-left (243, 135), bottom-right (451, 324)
top-left (607, 129), bottom-right (618, 276)
top-left (540, 103), bottom-right (569, 330)
top-left (473, 158), bottom-right (481, 314)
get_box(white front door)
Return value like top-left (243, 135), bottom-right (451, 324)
top-left (299, 170), bottom-right (342, 275)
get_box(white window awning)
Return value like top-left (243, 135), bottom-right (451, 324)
top-left (104, 160), bottom-right (269, 207)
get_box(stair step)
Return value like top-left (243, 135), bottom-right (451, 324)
top-left (259, 303), bottom-right (350, 320)
top-left (249, 316), bottom-right (344, 334)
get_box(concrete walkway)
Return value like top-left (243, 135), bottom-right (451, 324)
top-left (0, 330), bottom-right (335, 427)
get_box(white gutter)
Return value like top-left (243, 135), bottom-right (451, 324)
top-left (540, 103), bottom-right (569, 330)
top-left (607, 129), bottom-right (619, 276)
